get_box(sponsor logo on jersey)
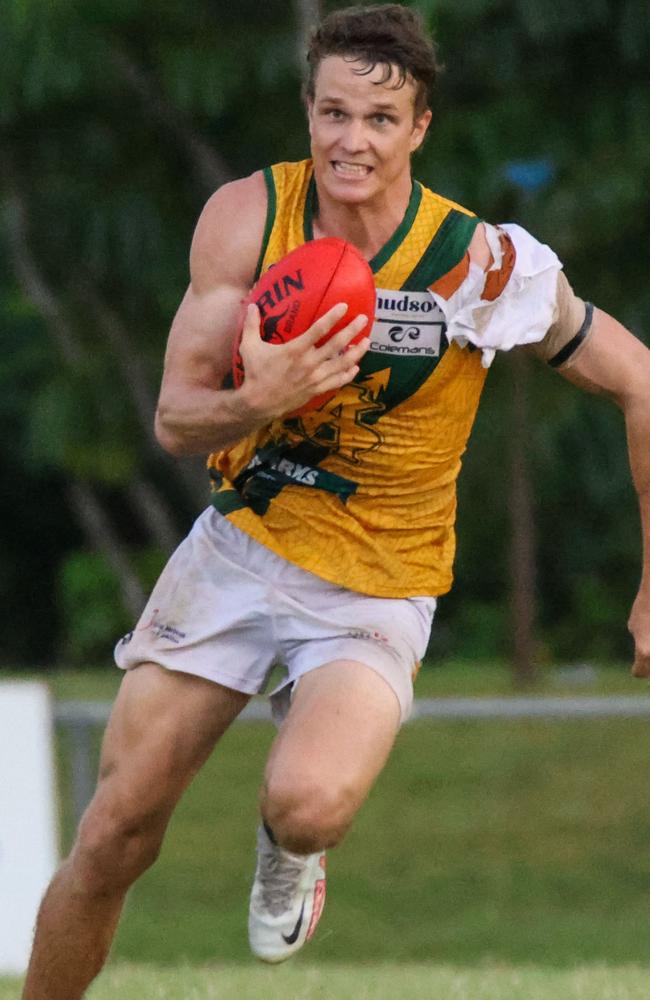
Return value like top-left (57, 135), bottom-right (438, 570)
top-left (370, 289), bottom-right (446, 357)
top-left (388, 325), bottom-right (420, 343)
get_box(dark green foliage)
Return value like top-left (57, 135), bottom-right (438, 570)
top-left (56, 547), bottom-right (166, 664)
top-left (57, 550), bottom-right (132, 664)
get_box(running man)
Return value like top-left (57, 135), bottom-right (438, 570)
top-left (22, 5), bottom-right (650, 997)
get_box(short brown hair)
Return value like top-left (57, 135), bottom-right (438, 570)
top-left (304, 4), bottom-right (440, 119)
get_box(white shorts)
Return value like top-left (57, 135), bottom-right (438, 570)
top-left (114, 509), bottom-right (436, 723)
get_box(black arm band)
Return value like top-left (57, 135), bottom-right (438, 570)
top-left (548, 302), bottom-right (595, 368)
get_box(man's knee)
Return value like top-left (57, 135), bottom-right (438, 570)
top-left (71, 796), bottom-right (167, 896)
top-left (262, 775), bottom-right (357, 853)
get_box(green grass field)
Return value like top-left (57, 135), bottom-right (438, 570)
top-left (4, 663), bottom-right (650, 997)
top-left (3, 962), bottom-right (650, 999)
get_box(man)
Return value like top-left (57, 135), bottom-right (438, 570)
top-left (22, 4), bottom-right (650, 997)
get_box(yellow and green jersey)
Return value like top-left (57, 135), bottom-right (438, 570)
top-left (208, 159), bottom-right (487, 597)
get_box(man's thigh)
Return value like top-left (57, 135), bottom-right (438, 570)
top-left (93, 663), bottom-right (250, 821)
top-left (264, 660), bottom-right (401, 810)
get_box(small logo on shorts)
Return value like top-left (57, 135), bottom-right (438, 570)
top-left (345, 628), bottom-right (391, 645)
top-left (139, 610), bottom-right (187, 644)
top-left (152, 621), bottom-right (186, 644)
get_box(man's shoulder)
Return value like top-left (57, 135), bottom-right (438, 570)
top-left (210, 160), bottom-right (311, 217)
top-left (190, 171), bottom-right (269, 291)
top-left (204, 170), bottom-right (268, 217)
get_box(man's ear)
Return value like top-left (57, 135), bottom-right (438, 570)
top-left (410, 108), bottom-right (432, 152)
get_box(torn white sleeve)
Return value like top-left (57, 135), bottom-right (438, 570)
top-left (430, 223), bottom-right (563, 368)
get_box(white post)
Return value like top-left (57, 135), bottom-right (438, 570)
top-left (0, 682), bottom-right (58, 975)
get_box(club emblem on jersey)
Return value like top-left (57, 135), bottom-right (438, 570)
top-left (287, 368), bottom-right (390, 465)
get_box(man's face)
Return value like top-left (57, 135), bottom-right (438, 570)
top-left (307, 55), bottom-right (431, 207)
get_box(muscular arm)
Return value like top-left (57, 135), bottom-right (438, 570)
top-left (468, 224), bottom-right (650, 675)
top-left (558, 309), bottom-right (650, 678)
top-left (154, 171), bottom-right (267, 455)
top-left (155, 172), bottom-right (369, 456)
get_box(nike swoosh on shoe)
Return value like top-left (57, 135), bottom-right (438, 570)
top-left (282, 900), bottom-right (305, 945)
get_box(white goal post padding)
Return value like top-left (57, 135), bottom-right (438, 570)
top-left (0, 682), bottom-right (58, 975)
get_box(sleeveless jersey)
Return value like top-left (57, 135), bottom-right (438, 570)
top-left (208, 160), bottom-right (487, 597)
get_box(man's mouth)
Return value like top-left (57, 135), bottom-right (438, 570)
top-left (331, 161), bottom-right (373, 178)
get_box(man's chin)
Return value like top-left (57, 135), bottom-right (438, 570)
top-left (321, 174), bottom-right (376, 204)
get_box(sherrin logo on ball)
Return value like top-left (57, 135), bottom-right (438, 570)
top-left (232, 237), bottom-right (375, 413)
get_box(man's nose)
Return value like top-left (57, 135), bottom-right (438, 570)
top-left (339, 118), bottom-right (370, 152)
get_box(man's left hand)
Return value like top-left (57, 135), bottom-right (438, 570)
top-left (629, 589), bottom-right (650, 677)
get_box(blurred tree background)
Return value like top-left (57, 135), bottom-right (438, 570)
top-left (1, 0), bottom-right (648, 673)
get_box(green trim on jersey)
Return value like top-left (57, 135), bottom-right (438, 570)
top-left (254, 167), bottom-right (277, 281)
top-left (368, 182), bottom-right (422, 272)
top-left (355, 342), bottom-right (445, 419)
top-left (303, 177), bottom-right (422, 274)
top-left (211, 489), bottom-right (246, 516)
top-left (402, 210), bottom-right (480, 291)
top-left (303, 174), bottom-right (315, 243)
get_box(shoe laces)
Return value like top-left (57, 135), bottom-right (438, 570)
top-left (256, 836), bottom-right (307, 917)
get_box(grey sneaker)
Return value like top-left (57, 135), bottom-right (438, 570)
top-left (248, 824), bottom-right (327, 963)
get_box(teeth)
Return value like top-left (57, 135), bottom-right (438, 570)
top-left (334, 162), bottom-right (370, 176)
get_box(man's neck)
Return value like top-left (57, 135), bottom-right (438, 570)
top-left (312, 178), bottom-right (414, 261)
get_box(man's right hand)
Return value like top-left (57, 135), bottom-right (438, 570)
top-left (237, 302), bottom-right (370, 422)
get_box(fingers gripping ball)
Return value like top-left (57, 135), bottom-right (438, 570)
top-left (233, 238), bottom-right (375, 413)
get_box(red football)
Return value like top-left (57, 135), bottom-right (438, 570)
top-left (232, 237), bottom-right (375, 413)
